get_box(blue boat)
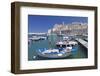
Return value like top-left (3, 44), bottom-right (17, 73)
top-left (36, 40), bottom-right (78, 58)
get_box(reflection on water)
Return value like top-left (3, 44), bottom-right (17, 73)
top-left (28, 34), bottom-right (88, 61)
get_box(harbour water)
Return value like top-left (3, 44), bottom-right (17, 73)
top-left (28, 34), bottom-right (88, 61)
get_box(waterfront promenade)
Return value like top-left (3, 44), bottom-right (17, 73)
top-left (75, 38), bottom-right (88, 49)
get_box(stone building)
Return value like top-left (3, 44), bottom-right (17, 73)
top-left (48, 22), bottom-right (88, 36)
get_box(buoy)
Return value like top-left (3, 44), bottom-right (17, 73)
top-left (33, 56), bottom-right (36, 59)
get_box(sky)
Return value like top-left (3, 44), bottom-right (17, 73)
top-left (28, 15), bottom-right (88, 33)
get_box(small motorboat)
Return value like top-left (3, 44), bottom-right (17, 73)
top-left (40, 37), bottom-right (47, 40)
top-left (29, 36), bottom-right (40, 41)
top-left (36, 48), bottom-right (72, 58)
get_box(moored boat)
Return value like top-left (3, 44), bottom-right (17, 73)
top-left (29, 36), bottom-right (40, 41)
top-left (56, 40), bottom-right (78, 53)
top-left (37, 48), bottom-right (71, 58)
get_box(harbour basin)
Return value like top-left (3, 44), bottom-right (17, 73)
top-left (28, 34), bottom-right (88, 61)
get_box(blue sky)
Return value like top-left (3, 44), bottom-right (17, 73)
top-left (28, 15), bottom-right (88, 33)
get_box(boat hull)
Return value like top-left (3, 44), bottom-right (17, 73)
top-left (36, 48), bottom-right (71, 58)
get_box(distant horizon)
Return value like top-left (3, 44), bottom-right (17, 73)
top-left (28, 15), bottom-right (88, 33)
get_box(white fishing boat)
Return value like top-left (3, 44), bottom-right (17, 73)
top-left (40, 36), bottom-right (47, 40)
top-left (56, 40), bottom-right (78, 48)
top-left (68, 41), bottom-right (78, 46)
top-left (37, 48), bottom-right (71, 58)
top-left (29, 36), bottom-right (40, 41)
top-left (56, 40), bottom-right (78, 54)
top-left (29, 36), bottom-right (47, 41)
top-left (63, 36), bottom-right (69, 41)
top-left (56, 41), bottom-right (67, 48)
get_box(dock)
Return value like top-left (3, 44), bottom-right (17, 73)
top-left (75, 38), bottom-right (88, 49)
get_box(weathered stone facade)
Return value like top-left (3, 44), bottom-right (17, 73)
top-left (48, 22), bottom-right (88, 36)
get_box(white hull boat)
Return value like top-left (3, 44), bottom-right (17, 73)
top-left (37, 48), bottom-right (71, 58)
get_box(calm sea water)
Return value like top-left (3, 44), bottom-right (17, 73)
top-left (28, 34), bottom-right (88, 61)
